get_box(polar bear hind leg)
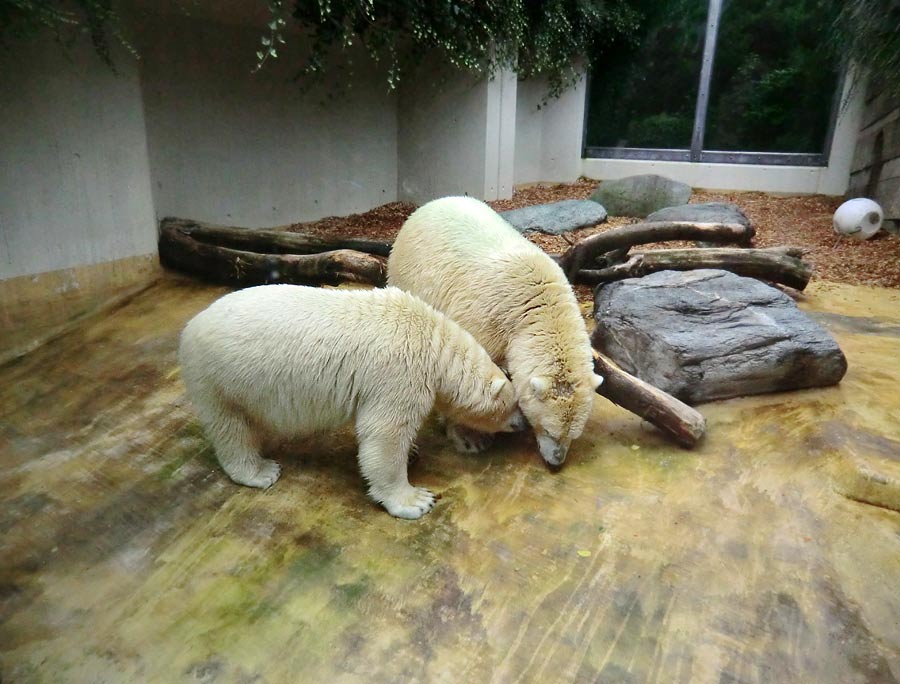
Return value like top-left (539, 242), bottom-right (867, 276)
top-left (201, 399), bottom-right (281, 489)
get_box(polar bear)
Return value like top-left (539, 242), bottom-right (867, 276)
top-left (178, 284), bottom-right (525, 519)
top-left (387, 196), bottom-right (602, 467)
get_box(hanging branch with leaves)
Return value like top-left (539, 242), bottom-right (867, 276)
top-left (281, 0), bottom-right (642, 98)
top-left (252, 0), bottom-right (288, 73)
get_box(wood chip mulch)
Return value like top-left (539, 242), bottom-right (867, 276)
top-left (286, 179), bottom-right (900, 289)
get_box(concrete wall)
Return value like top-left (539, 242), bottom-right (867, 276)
top-left (514, 74), bottom-right (587, 185)
top-left (138, 13), bottom-right (398, 227)
top-left (848, 80), bottom-right (900, 221)
top-left (582, 72), bottom-right (865, 195)
top-left (0, 37), bottom-right (157, 281)
top-left (398, 61), bottom-right (516, 204)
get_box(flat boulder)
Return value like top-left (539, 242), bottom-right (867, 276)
top-left (592, 269), bottom-right (847, 404)
top-left (590, 174), bottom-right (692, 218)
top-left (646, 202), bottom-right (751, 228)
top-left (500, 200), bottom-right (607, 235)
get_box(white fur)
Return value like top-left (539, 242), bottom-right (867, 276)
top-left (387, 196), bottom-right (599, 466)
top-left (178, 285), bottom-right (522, 519)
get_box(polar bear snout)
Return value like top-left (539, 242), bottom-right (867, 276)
top-left (537, 432), bottom-right (569, 469)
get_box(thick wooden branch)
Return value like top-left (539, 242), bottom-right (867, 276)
top-left (159, 222), bottom-right (386, 287)
top-left (593, 350), bottom-right (706, 448)
top-left (577, 247), bottom-right (812, 291)
top-left (161, 217), bottom-right (393, 257)
top-left (558, 221), bottom-right (756, 279)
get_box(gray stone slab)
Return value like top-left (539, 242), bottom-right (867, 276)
top-left (500, 200), bottom-right (608, 235)
top-left (590, 174), bottom-right (692, 218)
top-left (592, 269), bottom-right (847, 404)
top-left (646, 202), bottom-right (751, 228)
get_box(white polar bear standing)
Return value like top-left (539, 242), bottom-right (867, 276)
top-left (179, 285), bottom-right (525, 519)
top-left (388, 196), bottom-right (602, 467)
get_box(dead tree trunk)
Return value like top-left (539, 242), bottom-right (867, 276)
top-left (159, 221), bottom-right (387, 287)
top-left (577, 247), bottom-right (812, 291)
top-left (558, 221), bottom-right (755, 279)
top-left (162, 217), bottom-right (393, 257)
top-left (593, 350), bottom-right (707, 448)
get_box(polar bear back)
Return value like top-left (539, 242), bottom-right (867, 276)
top-left (179, 286), bottom-right (424, 436)
top-left (388, 196), bottom-right (589, 369)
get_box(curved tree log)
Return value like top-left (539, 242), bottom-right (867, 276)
top-left (593, 350), bottom-right (706, 448)
top-left (159, 221), bottom-right (386, 287)
top-left (161, 217), bottom-right (393, 257)
top-left (558, 221), bottom-right (756, 280)
top-left (577, 247), bottom-right (812, 291)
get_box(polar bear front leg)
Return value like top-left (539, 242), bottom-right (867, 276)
top-left (446, 422), bottom-right (495, 454)
top-left (355, 424), bottom-right (436, 520)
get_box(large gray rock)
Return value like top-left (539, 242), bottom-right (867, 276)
top-left (590, 174), bottom-right (692, 218)
top-left (500, 200), bottom-right (607, 235)
top-left (592, 269), bottom-right (847, 404)
top-left (646, 202), bottom-right (751, 228)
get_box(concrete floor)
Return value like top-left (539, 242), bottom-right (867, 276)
top-left (1, 275), bottom-right (898, 683)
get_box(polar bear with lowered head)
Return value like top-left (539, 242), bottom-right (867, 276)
top-left (388, 196), bottom-right (602, 467)
top-left (179, 285), bottom-right (525, 519)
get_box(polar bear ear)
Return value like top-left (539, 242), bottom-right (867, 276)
top-left (590, 373), bottom-right (604, 390)
top-left (491, 376), bottom-right (508, 398)
top-left (530, 376), bottom-right (551, 399)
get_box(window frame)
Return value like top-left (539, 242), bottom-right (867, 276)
top-left (581, 0), bottom-right (844, 167)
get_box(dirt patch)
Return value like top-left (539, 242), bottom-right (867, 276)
top-left (286, 180), bottom-right (900, 289)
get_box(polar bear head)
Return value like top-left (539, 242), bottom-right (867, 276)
top-left (440, 372), bottom-right (527, 435)
top-left (515, 370), bottom-right (603, 468)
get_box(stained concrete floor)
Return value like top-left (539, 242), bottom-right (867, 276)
top-left (1, 275), bottom-right (899, 684)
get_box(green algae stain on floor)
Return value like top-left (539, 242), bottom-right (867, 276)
top-left (1, 277), bottom-right (899, 683)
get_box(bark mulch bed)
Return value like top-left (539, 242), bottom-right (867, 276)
top-left (287, 179), bottom-right (900, 290)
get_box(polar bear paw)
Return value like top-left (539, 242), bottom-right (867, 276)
top-left (382, 486), bottom-right (437, 520)
top-left (447, 424), bottom-right (495, 454)
top-left (232, 459), bottom-right (281, 489)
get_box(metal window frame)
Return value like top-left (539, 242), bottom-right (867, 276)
top-left (581, 0), bottom-right (841, 168)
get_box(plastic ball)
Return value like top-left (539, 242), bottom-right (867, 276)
top-left (833, 198), bottom-right (884, 240)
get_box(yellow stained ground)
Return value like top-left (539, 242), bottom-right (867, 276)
top-left (1, 276), bottom-right (898, 684)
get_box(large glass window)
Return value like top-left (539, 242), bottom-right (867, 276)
top-left (584, 0), bottom-right (708, 150)
top-left (584, 0), bottom-right (842, 165)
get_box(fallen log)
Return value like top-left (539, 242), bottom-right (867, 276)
top-left (558, 221), bottom-right (755, 279)
top-left (159, 221), bottom-right (386, 286)
top-left (593, 350), bottom-right (706, 448)
top-left (577, 247), bottom-right (812, 291)
top-left (161, 217), bottom-right (393, 257)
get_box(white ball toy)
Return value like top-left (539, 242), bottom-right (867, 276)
top-left (833, 198), bottom-right (883, 240)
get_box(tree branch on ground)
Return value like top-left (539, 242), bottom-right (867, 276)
top-left (593, 350), bottom-right (707, 448)
top-left (158, 220), bottom-right (386, 287)
top-left (576, 247), bottom-right (812, 291)
top-left (557, 221), bottom-right (756, 280)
